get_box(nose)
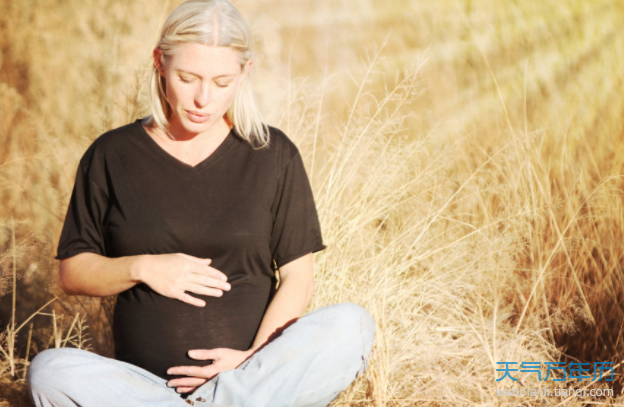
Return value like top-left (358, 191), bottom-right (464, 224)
top-left (195, 82), bottom-right (211, 107)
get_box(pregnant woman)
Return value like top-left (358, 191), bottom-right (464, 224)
top-left (26, 0), bottom-right (375, 406)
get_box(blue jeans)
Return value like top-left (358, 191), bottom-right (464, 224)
top-left (27, 302), bottom-right (375, 407)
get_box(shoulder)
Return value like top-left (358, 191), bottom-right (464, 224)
top-left (262, 124), bottom-right (300, 164)
top-left (79, 120), bottom-right (140, 170)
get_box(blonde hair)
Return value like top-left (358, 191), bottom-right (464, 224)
top-left (143, 0), bottom-right (269, 148)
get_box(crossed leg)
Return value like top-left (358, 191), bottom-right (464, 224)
top-left (27, 302), bottom-right (375, 407)
top-left (26, 346), bottom-right (195, 407)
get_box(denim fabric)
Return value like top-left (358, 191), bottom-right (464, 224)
top-left (27, 302), bottom-right (375, 407)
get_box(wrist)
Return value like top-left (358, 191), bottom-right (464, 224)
top-left (130, 254), bottom-right (146, 284)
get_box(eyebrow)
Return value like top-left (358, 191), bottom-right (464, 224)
top-left (176, 69), bottom-right (236, 79)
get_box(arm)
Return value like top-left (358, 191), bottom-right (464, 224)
top-left (58, 252), bottom-right (229, 304)
top-left (58, 252), bottom-right (144, 297)
top-left (248, 252), bottom-right (315, 353)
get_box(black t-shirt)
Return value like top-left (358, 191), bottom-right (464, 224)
top-left (55, 118), bottom-right (326, 380)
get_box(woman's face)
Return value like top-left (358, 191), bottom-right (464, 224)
top-left (154, 43), bottom-right (251, 137)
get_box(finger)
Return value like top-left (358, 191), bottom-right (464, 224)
top-left (188, 349), bottom-right (221, 361)
top-left (187, 283), bottom-right (224, 298)
top-left (178, 292), bottom-right (206, 307)
top-left (167, 377), bottom-right (207, 388)
top-left (203, 367), bottom-right (220, 380)
top-left (188, 262), bottom-right (227, 282)
top-left (176, 253), bottom-right (212, 265)
top-left (196, 363), bottom-right (224, 380)
top-left (193, 274), bottom-right (231, 291)
top-left (167, 366), bottom-right (209, 378)
top-left (176, 386), bottom-right (197, 393)
top-left (201, 265), bottom-right (229, 282)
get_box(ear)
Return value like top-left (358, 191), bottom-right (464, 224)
top-left (240, 59), bottom-right (253, 82)
top-left (153, 47), bottom-right (165, 75)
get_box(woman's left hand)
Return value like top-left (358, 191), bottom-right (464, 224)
top-left (166, 348), bottom-right (254, 393)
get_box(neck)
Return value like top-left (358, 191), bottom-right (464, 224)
top-left (148, 114), bottom-right (232, 143)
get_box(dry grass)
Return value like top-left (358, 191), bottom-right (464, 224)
top-left (1, 0), bottom-right (624, 406)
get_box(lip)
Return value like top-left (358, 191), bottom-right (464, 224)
top-left (186, 110), bottom-right (211, 123)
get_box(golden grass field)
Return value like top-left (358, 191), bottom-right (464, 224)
top-left (1, 0), bottom-right (624, 405)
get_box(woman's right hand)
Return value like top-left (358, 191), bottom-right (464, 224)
top-left (135, 253), bottom-right (231, 307)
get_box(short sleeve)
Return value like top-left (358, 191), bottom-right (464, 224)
top-left (55, 162), bottom-right (109, 260)
top-left (269, 150), bottom-right (326, 269)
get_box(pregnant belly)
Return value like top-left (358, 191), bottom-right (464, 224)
top-left (112, 276), bottom-right (271, 381)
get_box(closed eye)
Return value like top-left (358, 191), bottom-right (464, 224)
top-left (180, 77), bottom-right (229, 88)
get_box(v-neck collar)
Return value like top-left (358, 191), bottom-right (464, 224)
top-left (135, 118), bottom-right (237, 173)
